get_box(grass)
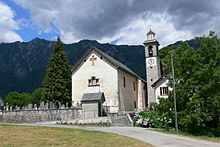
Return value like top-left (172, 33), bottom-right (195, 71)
top-left (0, 122), bottom-right (22, 124)
top-left (149, 128), bottom-right (220, 143)
top-left (0, 125), bottom-right (153, 147)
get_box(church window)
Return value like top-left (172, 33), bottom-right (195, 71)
top-left (123, 77), bottom-right (126, 87)
top-left (160, 87), bottom-right (168, 96)
top-left (88, 76), bottom-right (99, 86)
top-left (134, 101), bottom-right (137, 108)
top-left (133, 82), bottom-right (136, 91)
top-left (148, 46), bottom-right (153, 57)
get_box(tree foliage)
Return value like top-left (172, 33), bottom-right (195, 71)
top-left (156, 31), bottom-right (220, 136)
top-left (30, 88), bottom-right (44, 105)
top-left (4, 88), bottom-right (44, 108)
top-left (4, 92), bottom-right (31, 108)
top-left (42, 37), bottom-right (71, 105)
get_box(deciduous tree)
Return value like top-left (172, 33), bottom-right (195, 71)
top-left (156, 31), bottom-right (220, 136)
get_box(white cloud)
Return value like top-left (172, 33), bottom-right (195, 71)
top-left (60, 31), bottom-right (79, 44)
top-left (0, 2), bottom-right (22, 43)
top-left (99, 13), bottom-right (194, 47)
top-left (13, 0), bottom-right (220, 46)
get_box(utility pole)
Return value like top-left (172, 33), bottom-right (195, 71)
top-left (171, 53), bottom-right (178, 132)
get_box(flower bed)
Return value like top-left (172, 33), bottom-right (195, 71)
top-left (132, 110), bottom-right (172, 130)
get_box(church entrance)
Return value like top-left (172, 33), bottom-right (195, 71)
top-left (81, 92), bottom-right (106, 119)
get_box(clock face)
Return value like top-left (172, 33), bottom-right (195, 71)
top-left (148, 58), bottom-right (154, 65)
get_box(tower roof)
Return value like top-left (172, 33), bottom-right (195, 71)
top-left (147, 29), bottom-right (156, 35)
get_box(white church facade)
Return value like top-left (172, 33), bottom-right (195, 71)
top-left (72, 47), bottom-right (146, 113)
top-left (71, 30), bottom-right (170, 114)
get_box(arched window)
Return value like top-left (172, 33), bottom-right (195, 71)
top-left (148, 46), bottom-right (153, 57)
top-left (88, 76), bottom-right (99, 86)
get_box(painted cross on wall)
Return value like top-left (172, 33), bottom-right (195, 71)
top-left (89, 55), bottom-right (97, 66)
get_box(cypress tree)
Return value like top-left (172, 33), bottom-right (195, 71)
top-left (42, 37), bottom-right (71, 105)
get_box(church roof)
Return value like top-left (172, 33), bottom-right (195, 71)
top-left (81, 92), bottom-right (105, 102)
top-left (147, 29), bottom-right (156, 35)
top-left (72, 47), bottom-right (146, 82)
top-left (151, 73), bottom-right (171, 87)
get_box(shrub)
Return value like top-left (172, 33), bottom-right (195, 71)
top-left (133, 110), bottom-right (172, 130)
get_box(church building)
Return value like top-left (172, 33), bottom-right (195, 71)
top-left (71, 47), bottom-right (147, 114)
top-left (72, 30), bottom-right (170, 114)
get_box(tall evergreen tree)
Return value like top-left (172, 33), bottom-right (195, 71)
top-left (42, 37), bottom-right (71, 105)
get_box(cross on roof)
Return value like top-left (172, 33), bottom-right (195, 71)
top-left (89, 55), bottom-right (97, 66)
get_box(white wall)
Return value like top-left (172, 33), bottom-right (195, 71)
top-left (72, 51), bottom-right (119, 113)
top-left (155, 78), bottom-right (172, 103)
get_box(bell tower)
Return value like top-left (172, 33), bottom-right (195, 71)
top-left (144, 29), bottom-right (161, 105)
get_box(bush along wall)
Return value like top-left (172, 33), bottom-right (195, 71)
top-left (132, 110), bottom-right (172, 130)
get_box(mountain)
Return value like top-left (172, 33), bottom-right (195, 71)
top-left (168, 39), bottom-right (198, 48)
top-left (0, 38), bottom-right (146, 97)
top-left (0, 38), bottom-right (197, 97)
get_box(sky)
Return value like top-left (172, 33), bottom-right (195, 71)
top-left (0, 0), bottom-right (220, 46)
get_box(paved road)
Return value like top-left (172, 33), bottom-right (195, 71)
top-left (1, 122), bottom-right (220, 147)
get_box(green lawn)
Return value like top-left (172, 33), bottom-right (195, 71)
top-left (150, 128), bottom-right (220, 143)
top-left (0, 125), bottom-right (153, 147)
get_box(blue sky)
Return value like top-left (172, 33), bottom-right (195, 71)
top-left (1, 0), bottom-right (57, 42)
top-left (0, 0), bottom-right (219, 46)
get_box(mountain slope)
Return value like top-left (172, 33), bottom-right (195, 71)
top-left (0, 38), bottom-right (197, 97)
top-left (0, 38), bottom-right (146, 97)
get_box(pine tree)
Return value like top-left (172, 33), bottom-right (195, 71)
top-left (42, 37), bottom-right (71, 105)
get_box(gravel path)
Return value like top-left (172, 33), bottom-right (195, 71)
top-left (1, 122), bottom-right (220, 147)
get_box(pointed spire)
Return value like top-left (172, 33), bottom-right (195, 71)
top-left (147, 29), bottom-right (156, 35)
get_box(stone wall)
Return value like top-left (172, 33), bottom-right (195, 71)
top-left (0, 102), bottom-right (82, 123)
